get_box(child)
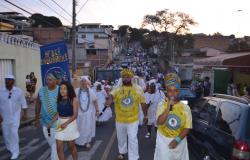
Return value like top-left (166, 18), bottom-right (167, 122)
top-left (48, 81), bottom-right (79, 160)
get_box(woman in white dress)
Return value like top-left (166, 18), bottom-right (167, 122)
top-left (144, 79), bottom-right (165, 138)
top-left (75, 76), bottom-right (99, 149)
top-left (94, 82), bottom-right (112, 122)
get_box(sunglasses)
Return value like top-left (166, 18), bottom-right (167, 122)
top-left (8, 92), bottom-right (12, 99)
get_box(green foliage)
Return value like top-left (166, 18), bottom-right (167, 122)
top-left (30, 13), bottom-right (63, 27)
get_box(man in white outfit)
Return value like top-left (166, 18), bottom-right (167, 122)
top-left (106, 69), bottom-right (148, 160)
top-left (0, 75), bottom-right (28, 159)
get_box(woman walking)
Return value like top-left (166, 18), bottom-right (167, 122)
top-left (48, 81), bottom-right (79, 160)
top-left (154, 73), bottom-right (192, 160)
top-left (75, 76), bottom-right (99, 149)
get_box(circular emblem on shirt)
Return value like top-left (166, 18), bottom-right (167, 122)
top-left (165, 114), bottom-right (181, 130)
top-left (121, 96), bottom-right (134, 107)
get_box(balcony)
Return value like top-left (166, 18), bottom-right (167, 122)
top-left (0, 33), bottom-right (40, 50)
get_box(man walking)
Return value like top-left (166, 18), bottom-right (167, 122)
top-left (0, 75), bottom-right (28, 159)
top-left (35, 73), bottom-right (59, 160)
top-left (106, 69), bottom-right (148, 160)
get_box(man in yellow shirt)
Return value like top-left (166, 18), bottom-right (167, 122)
top-left (106, 69), bottom-right (147, 160)
top-left (154, 73), bottom-right (192, 160)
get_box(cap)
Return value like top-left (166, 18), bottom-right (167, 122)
top-left (5, 75), bottom-right (15, 80)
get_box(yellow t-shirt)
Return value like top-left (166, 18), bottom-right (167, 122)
top-left (156, 99), bottom-right (192, 138)
top-left (110, 85), bottom-right (145, 123)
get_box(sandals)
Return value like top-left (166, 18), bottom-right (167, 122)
top-left (117, 154), bottom-right (125, 160)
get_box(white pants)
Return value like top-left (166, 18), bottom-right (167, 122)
top-left (42, 127), bottom-right (59, 160)
top-left (154, 132), bottom-right (189, 160)
top-left (1, 122), bottom-right (19, 156)
top-left (116, 121), bottom-right (139, 160)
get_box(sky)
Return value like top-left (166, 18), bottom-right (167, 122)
top-left (1, 0), bottom-right (250, 37)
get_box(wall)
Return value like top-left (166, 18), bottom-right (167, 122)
top-left (194, 35), bottom-right (231, 51)
top-left (0, 41), bottom-right (41, 94)
top-left (31, 27), bottom-right (66, 44)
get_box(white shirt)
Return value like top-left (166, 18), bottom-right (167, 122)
top-left (0, 87), bottom-right (27, 124)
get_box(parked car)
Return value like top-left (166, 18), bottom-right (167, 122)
top-left (188, 94), bottom-right (250, 160)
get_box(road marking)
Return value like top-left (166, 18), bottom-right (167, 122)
top-left (20, 139), bottom-right (47, 155)
top-left (67, 140), bottom-right (102, 160)
top-left (0, 137), bottom-right (26, 152)
top-left (101, 130), bottom-right (117, 160)
top-left (38, 148), bottom-right (50, 160)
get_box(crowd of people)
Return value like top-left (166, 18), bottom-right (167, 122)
top-left (0, 66), bottom-right (194, 160)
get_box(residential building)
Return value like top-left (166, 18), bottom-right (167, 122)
top-left (0, 12), bottom-right (31, 32)
top-left (193, 34), bottom-right (231, 51)
top-left (0, 32), bottom-right (41, 92)
top-left (75, 23), bottom-right (113, 68)
top-left (25, 26), bottom-right (71, 44)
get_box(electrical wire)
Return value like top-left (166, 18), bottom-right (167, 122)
top-left (38, 0), bottom-right (72, 24)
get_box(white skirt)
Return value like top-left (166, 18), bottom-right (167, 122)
top-left (55, 118), bottom-right (80, 141)
top-left (154, 132), bottom-right (189, 160)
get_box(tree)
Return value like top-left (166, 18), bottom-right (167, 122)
top-left (128, 28), bottom-right (150, 43)
top-left (118, 25), bottom-right (131, 37)
top-left (117, 25), bottom-right (131, 52)
top-left (30, 14), bottom-right (62, 27)
top-left (228, 38), bottom-right (250, 52)
top-left (141, 9), bottom-right (197, 71)
top-left (213, 32), bottom-right (223, 36)
top-left (142, 9), bottom-right (197, 34)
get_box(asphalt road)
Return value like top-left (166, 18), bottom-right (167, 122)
top-left (0, 115), bottom-right (196, 160)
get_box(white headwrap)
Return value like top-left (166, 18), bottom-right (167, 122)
top-left (80, 76), bottom-right (92, 87)
top-left (148, 79), bottom-right (157, 85)
top-left (94, 81), bottom-right (102, 87)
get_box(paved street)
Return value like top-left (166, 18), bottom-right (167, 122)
top-left (0, 113), bottom-right (196, 160)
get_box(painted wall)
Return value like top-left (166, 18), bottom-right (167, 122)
top-left (0, 43), bottom-right (42, 94)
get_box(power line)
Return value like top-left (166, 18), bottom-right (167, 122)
top-left (12, 0), bottom-right (37, 14)
top-left (38, 0), bottom-right (72, 24)
top-left (4, 0), bottom-right (33, 15)
top-left (50, 0), bottom-right (72, 18)
top-left (76, 0), bottom-right (89, 15)
top-left (0, 3), bottom-right (16, 12)
top-left (50, 0), bottom-right (81, 24)
top-left (4, 0), bottom-right (58, 27)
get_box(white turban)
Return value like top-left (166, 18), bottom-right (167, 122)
top-left (148, 79), bottom-right (157, 85)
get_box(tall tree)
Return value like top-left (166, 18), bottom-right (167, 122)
top-left (30, 14), bottom-right (62, 27)
top-left (141, 9), bottom-right (197, 71)
top-left (117, 25), bottom-right (131, 51)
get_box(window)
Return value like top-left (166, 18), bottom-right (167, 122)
top-left (197, 100), bottom-right (218, 124)
top-left (81, 34), bottom-right (86, 38)
top-left (189, 98), bottom-right (207, 111)
top-left (86, 49), bottom-right (96, 55)
top-left (216, 102), bottom-right (241, 136)
top-left (0, 59), bottom-right (14, 88)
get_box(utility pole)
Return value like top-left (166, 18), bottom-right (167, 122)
top-left (72, 0), bottom-right (77, 74)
